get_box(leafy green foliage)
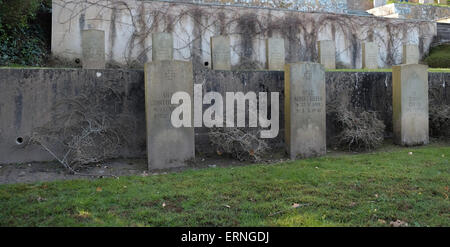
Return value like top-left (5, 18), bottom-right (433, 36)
top-left (424, 44), bottom-right (450, 69)
top-left (0, 0), bottom-right (51, 66)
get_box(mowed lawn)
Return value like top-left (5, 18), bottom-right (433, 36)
top-left (0, 145), bottom-right (449, 227)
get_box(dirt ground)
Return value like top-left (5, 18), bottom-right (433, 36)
top-left (1, 139), bottom-right (448, 185)
top-left (0, 150), bottom-right (289, 185)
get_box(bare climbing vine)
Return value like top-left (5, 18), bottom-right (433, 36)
top-left (52, 0), bottom-right (435, 69)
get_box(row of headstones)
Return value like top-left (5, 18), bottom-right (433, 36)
top-left (143, 40), bottom-right (429, 170)
top-left (80, 30), bottom-right (428, 169)
top-left (81, 30), bottom-right (421, 70)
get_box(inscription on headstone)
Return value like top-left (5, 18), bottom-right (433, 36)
top-left (318, 40), bottom-right (336, 69)
top-left (402, 44), bottom-right (420, 64)
top-left (145, 60), bottom-right (194, 170)
top-left (362, 42), bottom-right (378, 69)
top-left (285, 62), bottom-right (326, 159)
top-left (152, 32), bottom-right (174, 61)
top-left (81, 29), bottom-right (105, 69)
top-left (266, 38), bottom-right (285, 70)
top-left (392, 64), bottom-right (429, 146)
top-left (210, 36), bottom-right (231, 70)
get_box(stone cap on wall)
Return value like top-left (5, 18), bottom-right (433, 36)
top-left (139, 0), bottom-right (349, 13)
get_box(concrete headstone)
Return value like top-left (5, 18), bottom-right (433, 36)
top-left (318, 40), bottom-right (336, 69)
top-left (81, 29), bottom-right (105, 69)
top-left (210, 36), bottom-right (231, 70)
top-left (362, 42), bottom-right (378, 69)
top-left (145, 60), bottom-right (195, 170)
top-left (266, 37), bottom-right (285, 70)
top-left (285, 62), bottom-right (326, 159)
top-left (152, 32), bottom-right (174, 61)
top-left (392, 64), bottom-right (429, 146)
top-left (402, 44), bottom-right (420, 64)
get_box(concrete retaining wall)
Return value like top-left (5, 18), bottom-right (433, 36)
top-left (0, 68), bottom-right (448, 164)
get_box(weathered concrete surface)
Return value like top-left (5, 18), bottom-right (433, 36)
top-left (266, 37), bottom-right (285, 70)
top-left (392, 64), bottom-right (429, 146)
top-left (152, 32), bottom-right (174, 61)
top-left (420, 0), bottom-right (435, 4)
top-left (52, 0), bottom-right (436, 70)
top-left (210, 36), bottom-right (231, 70)
top-left (368, 3), bottom-right (450, 21)
top-left (145, 61), bottom-right (194, 169)
top-left (362, 42), bottom-right (378, 69)
top-left (347, 0), bottom-right (373, 11)
top-left (318, 40), bottom-right (336, 69)
top-left (0, 68), bottom-right (448, 164)
top-left (193, 69), bottom-right (285, 151)
top-left (285, 62), bottom-right (326, 159)
top-left (0, 68), bottom-right (146, 164)
top-left (135, 0), bottom-right (349, 13)
top-left (374, 0), bottom-right (387, 8)
top-left (402, 44), bottom-right (420, 64)
top-left (81, 29), bottom-right (105, 69)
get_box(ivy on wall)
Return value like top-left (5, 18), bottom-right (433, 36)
top-left (0, 0), bottom-right (51, 66)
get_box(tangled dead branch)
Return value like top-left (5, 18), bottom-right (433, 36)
top-left (208, 128), bottom-right (269, 162)
top-left (335, 106), bottom-right (385, 151)
top-left (29, 85), bottom-right (135, 175)
top-left (327, 79), bottom-right (385, 151)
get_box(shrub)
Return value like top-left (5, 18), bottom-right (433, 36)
top-left (208, 128), bottom-right (270, 162)
top-left (327, 82), bottom-right (386, 151)
top-left (0, 0), bottom-right (51, 66)
top-left (30, 85), bottom-right (135, 174)
top-left (424, 44), bottom-right (450, 69)
top-left (335, 106), bottom-right (386, 151)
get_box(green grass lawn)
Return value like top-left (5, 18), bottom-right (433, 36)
top-left (0, 145), bottom-right (449, 227)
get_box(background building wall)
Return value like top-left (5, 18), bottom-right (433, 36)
top-left (347, 0), bottom-right (373, 11)
top-left (138, 0), bottom-right (349, 13)
top-left (369, 3), bottom-right (450, 21)
top-left (51, 0), bottom-right (436, 69)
